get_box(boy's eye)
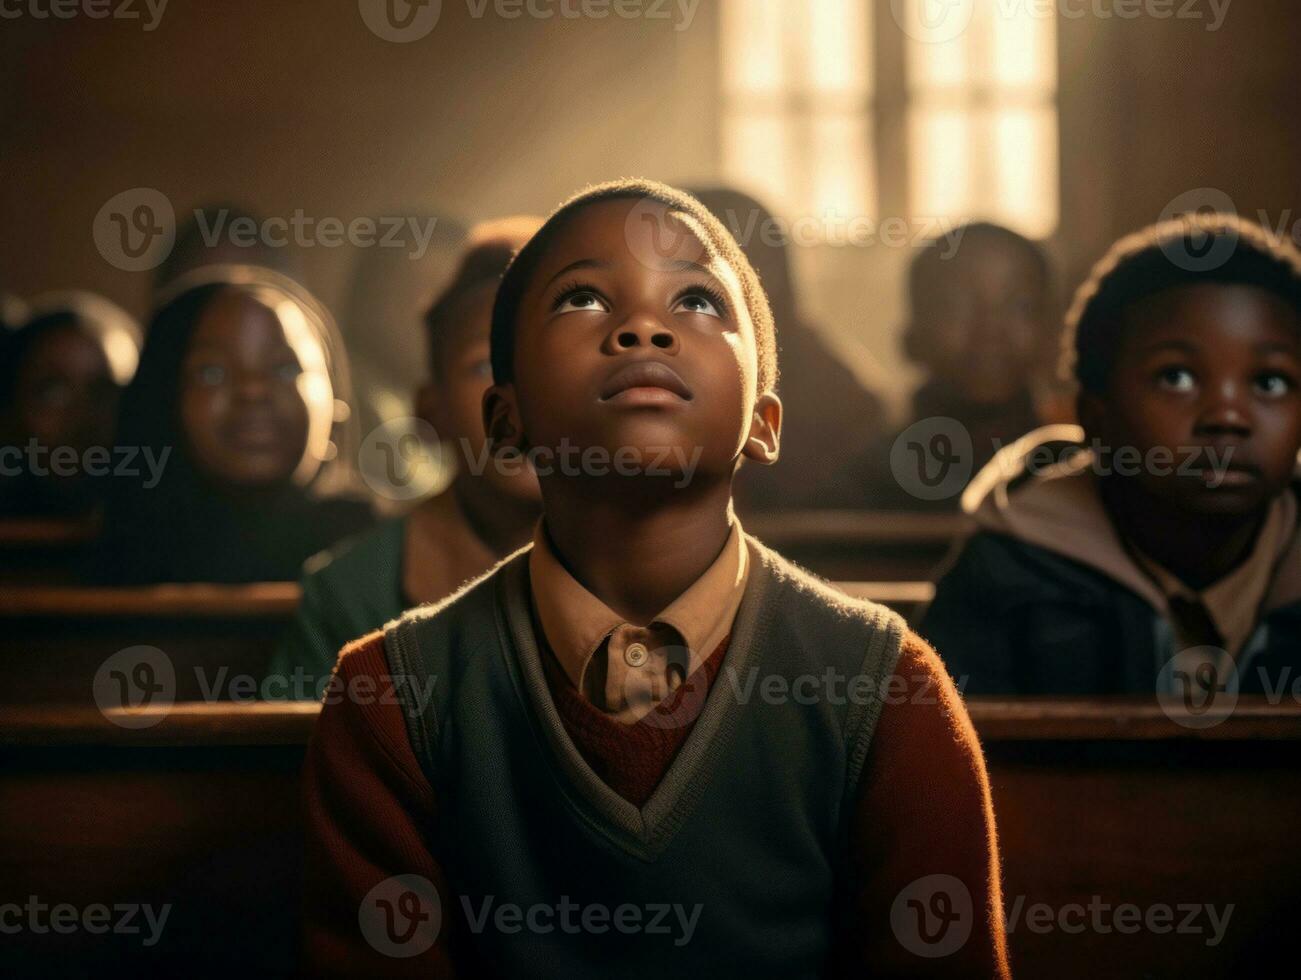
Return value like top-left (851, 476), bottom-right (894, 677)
top-left (1255, 372), bottom-right (1297, 398)
top-left (672, 292), bottom-right (722, 319)
top-left (273, 361), bottom-right (302, 383)
top-left (1156, 367), bottom-right (1196, 393)
top-left (554, 290), bottom-right (609, 315)
top-left (470, 358), bottom-right (492, 379)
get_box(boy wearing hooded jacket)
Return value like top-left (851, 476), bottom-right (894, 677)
top-left (923, 215), bottom-right (1301, 697)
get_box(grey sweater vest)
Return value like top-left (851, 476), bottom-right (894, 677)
top-left (384, 535), bottom-right (906, 979)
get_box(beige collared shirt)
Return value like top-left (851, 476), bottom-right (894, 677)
top-left (1134, 490), bottom-right (1299, 665)
top-left (528, 519), bottom-right (749, 724)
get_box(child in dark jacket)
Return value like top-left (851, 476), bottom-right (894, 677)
top-left (924, 214), bottom-right (1301, 697)
top-left (302, 181), bottom-right (1009, 977)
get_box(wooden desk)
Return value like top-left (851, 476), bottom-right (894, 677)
top-left (0, 583), bottom-right (300, 704)
top-left (2, 699), bottom-right (1298, 977)
top-left (0, 516), bottom-right (99, 584)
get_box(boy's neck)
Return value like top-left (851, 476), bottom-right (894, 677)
top-left (448, 476), bottom-right (536, 557)
top-left (1099, 478), bottom-right (1266, 591)
top-left (539, 478), bottom-right (736, 625)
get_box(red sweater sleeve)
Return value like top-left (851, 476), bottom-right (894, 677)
top-left (839, 630), bottom-right (1011, 978)
top-left (301, 631), bottom-right (457, 977)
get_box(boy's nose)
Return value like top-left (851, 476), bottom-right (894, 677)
top-left (1195, 382), bottom-right (1252, 435)
top-left (603, 314), bottom-right (680, 356)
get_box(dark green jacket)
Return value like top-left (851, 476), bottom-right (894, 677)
top-left (266, 519), bottom-right (405, 699)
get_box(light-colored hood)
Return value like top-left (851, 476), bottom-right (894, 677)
top-left (961, 426), bottom-right (1301, 614)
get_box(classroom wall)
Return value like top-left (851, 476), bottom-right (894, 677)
top-left (2, 0), bottom-right (1298, 408)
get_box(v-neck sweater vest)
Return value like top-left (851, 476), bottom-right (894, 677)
top-left (382, 537), bottom-right (905, 978)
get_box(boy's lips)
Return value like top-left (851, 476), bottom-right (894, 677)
top-left (599, 360), bottom-right (693, 403)
top-left (1194, 463), bottom-right (1262, 488)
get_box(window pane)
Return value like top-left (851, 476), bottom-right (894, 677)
top-left (722, 111), bottom-right (793, 216)
top-left (810, 113), bottom-right (873, 234)
top-left (992, 105), bottom-right (1059, 237)
top-left (909, 106), bottom-right (974, 220)
top-left (721, 0), bottom-right (786, 96)
top-left (904, 0), bottom-right (972, 92)
top-left (991, 3), bottom-right (1056, 92)
top-left (808, 0), bottom-right (871, 95)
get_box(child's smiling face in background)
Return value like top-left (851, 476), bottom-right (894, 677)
top-left (491, 197), bottom-right (779, 488)
top-left (180, 289), bottom-right (313, 488)
top-left (1082, 282), bottom-right (1301, 518)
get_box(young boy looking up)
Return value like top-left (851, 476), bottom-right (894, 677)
top-left (924, 214), bottom-right (1301, 696)
top-left (302, 181), bottom-right (1009, 977)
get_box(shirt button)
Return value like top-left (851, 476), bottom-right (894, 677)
top-left (624, 642), bottom-right (649, 668)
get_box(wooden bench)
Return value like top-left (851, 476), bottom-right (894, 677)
top-left (0, 516), bottom-right (99, 584)
top-left (0, 580), bottom-right (935, 705)
top-left (747, 510), bottom-right (968, 581)
top-left (2, 699), bottom-right (1297, 977)
top-left (0, 584), bottom-right (300, 704)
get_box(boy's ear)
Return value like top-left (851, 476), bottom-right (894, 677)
top-left (741, 391), bottom-right (782, 466)
top-left (482, 383), bottom-right (525, 452)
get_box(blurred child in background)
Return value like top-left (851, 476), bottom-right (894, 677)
top-left (97, 266), bottom-right (373, 583)
top-left (924, 215), bottom-right (1301, 695)
top-left (269, 219), bottom-right (542, 695)
top-left (828, 222), bottom-right (1057, 510)
top-left (0, 292), bottom-right (141, 517)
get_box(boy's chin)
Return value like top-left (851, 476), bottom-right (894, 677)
top-left (1152, 478), bottom-right (1275, 520)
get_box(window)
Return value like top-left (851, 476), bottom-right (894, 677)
top-left (719, 0), bottom-right (875, 239)
top-left (904, 0), bottom-right (1059, 237)
top-left (719, 0), bottom-right (1059, 240)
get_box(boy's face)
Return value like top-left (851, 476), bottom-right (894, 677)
top-left (417, 284), bottom-right (540, 502)
top-left (485, 198), bottom-right (780, 489)
top-left (907, 235), bottom-right (1049, 405)
top-left (1081, 282), bottom-right (1301, 518)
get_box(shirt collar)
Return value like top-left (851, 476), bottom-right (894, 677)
top-left (527, 517), bottom-right (750, 691)
top-left (1134, 490), bottom-right (1298, 656)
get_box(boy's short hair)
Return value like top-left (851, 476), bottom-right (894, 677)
top-left (1064, 213), bottom-right (1301, 393)
top-left (423, 217), bottom-right (541, 378)
top-left (490, 179), bottom-right (778, 394)
top-left (907, 221), bottom-right (1050, 305)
